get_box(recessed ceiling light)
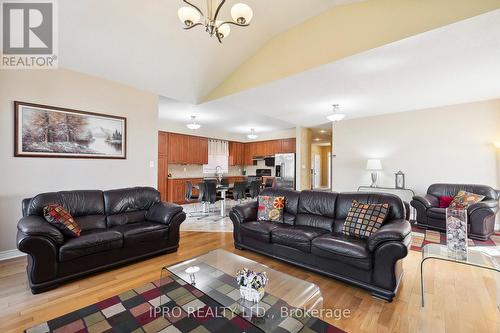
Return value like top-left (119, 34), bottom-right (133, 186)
top-left (247, 128), bottom-right (258, 140)
top-left (319, 130), bottom-right (326, 134)
top-left (186, 115), bottom-right (201, 130)
top-left (314, 138), bottom-right (320, 142)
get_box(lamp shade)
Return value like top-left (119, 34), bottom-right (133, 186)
top-left (231, 3), bottom-right (253, 24)
top-left (366, 159), bottom-right (382, 170)
top-left (178, 6), bottom-right (201, 26)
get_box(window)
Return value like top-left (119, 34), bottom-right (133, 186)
top-left (203, 140), bottom-right (229, 174)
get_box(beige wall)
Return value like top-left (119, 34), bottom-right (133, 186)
top-left (320, 146), bottom-right (331, 187)
top-left (0, 69), bottom-right (158, 252)
top-left (332, 99), bottom-right (500, 195)
top-left (297, 127), bottom-right (312, 190)
top-left (206, 0), bottom-right (500, 101)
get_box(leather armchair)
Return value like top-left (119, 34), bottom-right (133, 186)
top-left (411, 183), bottom-right (499, 240)
top-left (230, 188), bottom-right (412, 302)
top-left (17, 187), bottom-right (186, 294)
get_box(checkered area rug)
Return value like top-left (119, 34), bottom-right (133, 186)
top-left (410, 222), bottom-right (500, 252)
top-left (25, 276), bottom-right (344, 333)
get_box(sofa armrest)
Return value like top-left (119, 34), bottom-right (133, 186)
top-left (411, 194), bottom-right (439, 209)
top-left (367, 219), bottom-right (412, 252)
top-left (230, 201), bottom-right (258, 224)
top-left (17, 215), bottom-right (64, 245)
top-left (146, 202), bottom-right (184, 225)
top-left (467, 200), bottom-right (498, 214)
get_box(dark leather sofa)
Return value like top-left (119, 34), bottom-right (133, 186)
top-left (17, 187), bottom-right (186, 294)
top-left (229, 188), bottom-right (411, 302)
top-left (411, 183), bottom-right (499, 240)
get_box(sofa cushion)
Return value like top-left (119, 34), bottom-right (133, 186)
top-left (257, 195), bottom-right (285, 222)
top-left (342, 201), bottom-right (389, 239)
top-left (27, 190), bottom-right (104, 217)
top-left (59, 230), bottom-right (123, 262)
top-left (260, 188), bottom-right (300, 219)
top-left (240, 221), bottom-right (278, 242)
top-left (449, 191), bottom-right (485, 209)
top-left (43, 204), bottom-right (81, 237)
top-left (311, 233), bottom-right (371, 270)
top-left (271, 225), bottom-right (328, 253)
top-left (74, 215), bottom-right (107, 231)
top-left (111, 222), bottom-right (168, 246)
top-left (335, 193), bottom-right (405, 221)
top-left (104, 187), bottom-right (160, 227)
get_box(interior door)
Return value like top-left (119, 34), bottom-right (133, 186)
top-left (313, 155), bottom-right (321, 189)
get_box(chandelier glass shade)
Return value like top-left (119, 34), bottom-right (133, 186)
top-left (247, 128), bottom-right (258, 140)
top-left (327, 104), bottom-right (346, 122)
top-left (178, 0), bottom-right (253, 43)
top-left (186, 116), bottom-right (201, 130)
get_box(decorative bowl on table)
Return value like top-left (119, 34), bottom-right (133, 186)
top-left (236, 268), bottom-right (268, 303)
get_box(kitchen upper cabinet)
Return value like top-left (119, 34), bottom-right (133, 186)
top-left (158, 132), bottom-right (168, 157)
top-left (167, 133), bottom-right (208, 165)
top-left (198, 137), bottom-right (208, 164)
top-left (229, 141), bottom-right (245, 166)
top-left (167, 133), bottom-right (187, 164)
top-left (280, 138), bottom-right (296, 153)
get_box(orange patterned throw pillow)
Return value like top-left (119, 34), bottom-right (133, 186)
top-left (449, 191), bottom-right (485, 209)
top-left (43, 204), bottom-right (81, 237)
top-left (257, 196), bottom-right (285, 222)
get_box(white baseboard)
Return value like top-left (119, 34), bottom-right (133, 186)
top-left (0, 249), bottom-right (25, 261)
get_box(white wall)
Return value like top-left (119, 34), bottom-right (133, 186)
top-left (0, 69), bottom-right (158, 252)
top-left (333, 99), bottom-right (500, 195)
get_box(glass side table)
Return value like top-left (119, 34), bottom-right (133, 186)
top-left (420, 244), bottom-right (500, 309)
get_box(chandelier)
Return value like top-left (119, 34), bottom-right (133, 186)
top-left (177, 0), bottom-right (253, 43)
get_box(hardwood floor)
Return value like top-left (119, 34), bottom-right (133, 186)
top-left (1, 232), bottom-right (498, 333)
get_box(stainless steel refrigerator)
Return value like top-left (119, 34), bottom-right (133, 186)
top-left (274, 153), bottom-right (296, 189)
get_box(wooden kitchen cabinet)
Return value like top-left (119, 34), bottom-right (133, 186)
top-left (167, 133), bottom-right (208, 165)
top-left (280, 138), bottom-right (296, 153)
top-left (167, 133), bottom-right (187, 164)
top-left (167, 178), bottom-right (203, 204)
top-left (241, 138), bottom-right (295, 165)
top-left (229, 141), bottom-right (245, 166)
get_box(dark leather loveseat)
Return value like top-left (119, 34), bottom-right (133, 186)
top-left (230, 188), bottom-right (411, 302)
top-left (411, 183), bottom-right (499, 240)
top-left (17, 187), bottom-right (186, 294)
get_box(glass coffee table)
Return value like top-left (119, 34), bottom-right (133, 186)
top-left (420, 244), bottom-right (500, 309)
top-left (160, 249), bottom-right (323, 332)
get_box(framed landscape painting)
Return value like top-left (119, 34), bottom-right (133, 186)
top-left (15, 101), bottom-right (127, 159)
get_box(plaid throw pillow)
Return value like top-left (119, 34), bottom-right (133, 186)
top-left (43, 204), bottom-right (81, 237)
top-left (257, 196), bottom-right (285, 222)
top-left (342, 200), bottom-right (389, 239)
top-left (449, 191), bottom-right (485, 209)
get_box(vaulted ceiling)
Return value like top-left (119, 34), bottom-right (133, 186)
top-left (58, 1), bottom-right (500, 138)
top-left (59, 0), bottom-right (358, 104)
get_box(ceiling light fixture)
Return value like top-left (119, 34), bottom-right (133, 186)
top-left (327, 104), bottom-right (345, 122)
top-left (186, 116), bottom-right (201, 130)
top-left (314, 138), bottom-right (320, 142)
top-left (178, 0), bottom-right (253, 43)
top-left (247, 128), bottom-right (258, 140)
top-left (319, 130), bottom-right (326, 134)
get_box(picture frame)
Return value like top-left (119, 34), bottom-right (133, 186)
top-left (14, 101), bottom-right (126, 159)
top-left (395, 170), bottom-right (405, 189)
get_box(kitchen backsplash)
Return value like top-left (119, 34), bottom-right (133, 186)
top-left (168, 164), bottom-right (245, 178)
